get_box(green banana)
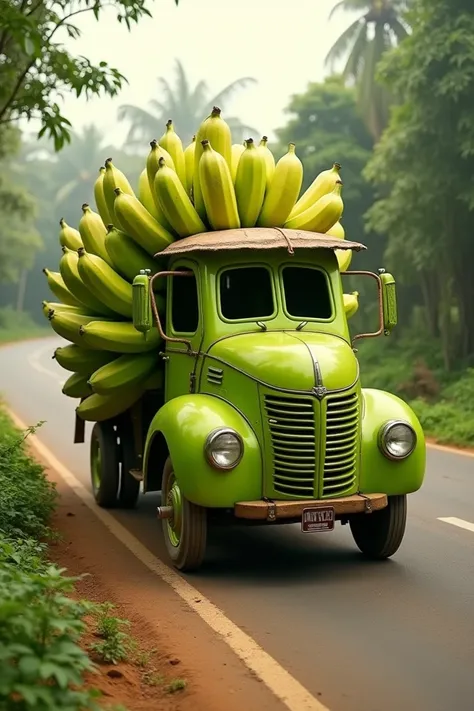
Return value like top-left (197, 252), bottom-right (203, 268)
top-left (344, 291), bottom-right (359, 319)
top-left (288, 163), bottom-right (341, 221)
top-left (336, 249), bottom-right (352, 272)
top-left (257, 143), bottom-right (303, 227)
top-left (43, 268), bottom-right (83, 307)
top-left (54, 344), bottom-right (120, 375)
top-left (258, 136), bottom-right (275, 191)
top-left (234, 138), bottom-right (266, 228)
top-left (93, 167), bottom-right (113, 226)
top-left (59, 219), bottom-right (83, 251)
top-left (88, 351), bottom-right (158, 395)
top-left (103, 157), bottom-right (135, 228)
top-left (231, 143), bottom-right (245, 182)
top-left (199, 140), bottom-right (240, 231)
top-left (48, 310), bottom-right (105, 346)
top-left (59, 247), bottom-right (115, 316)
top-left (79, 320), bottom-right (162, 353)
top-left (42, 301), bottom-right (92, 319)
top-left (193, 107), bottom-right (232, 221)
top-left (77, 248), bottom-right (134, 318)
top-left (154, 158), bottom-right (206, 238)
top-left (284, 181), bottom-right (344, 233)
top-left (76, 384), bottom-right (146, 422)
top-left (78, 204), bottom-right (113, 265)
top-left (62, 371), bottom-right (93, 399)
top-left (327, 220), bottom-right (345, 239)
top-left (113, 188), bottom-right (174, 256)
top-left (105, 225), bottom-right (162, 285)
top-left (159, 120), bottom-right (186, 188)
top-left (183, 136), bottom-right (196, 196)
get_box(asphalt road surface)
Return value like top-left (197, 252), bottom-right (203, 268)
top-left (1, 337), bottom-right (474, 711)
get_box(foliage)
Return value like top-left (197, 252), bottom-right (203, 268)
top-left (89, 602), bottom-right (132, 665)
top-left (325, 1), bottom-right (409, 139)
top-left (364, 0), bottom-right (474, 368)
top-left (118, 59), bottom-right (258, 148)
top-left (0, 306), bottom-right (48, 343)
top-left (0, 0), bottom-right (180, 150)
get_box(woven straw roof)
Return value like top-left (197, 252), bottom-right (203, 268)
top-left (157, 227), bottom-right (366, 258)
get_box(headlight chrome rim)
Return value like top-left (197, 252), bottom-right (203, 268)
top-left (204, 428), bottom-right (244, 471)
top-left (378, 420), bottom-right (417, 460)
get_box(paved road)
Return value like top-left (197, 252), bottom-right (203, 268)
top-left (2, 337), bottom-right (474, 711)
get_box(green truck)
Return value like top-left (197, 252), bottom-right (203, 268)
top-left (77, 227), bottom-right (426, 572)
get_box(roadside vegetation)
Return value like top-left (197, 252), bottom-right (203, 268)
top-left (0, 406), bottom-right (186, 708)
top-left (0, 307), bottom-right (48, 345)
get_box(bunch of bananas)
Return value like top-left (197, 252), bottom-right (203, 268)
top-left (42, 107), bottom-right (358, 424)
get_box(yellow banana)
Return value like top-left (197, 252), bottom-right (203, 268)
top-left (258, 143), bottom-right (303, 227)
top-left (77, 248), bottom-right (133, 318)
top-left (284, 181), bottom-right (344, 233)
top-left (103, 157), bottom-right (136, 228)
top-left (48, 310), bottom-right (105, 346)
top-left (78, 204), bottom-right (113, 265)
top-left (343, 291), bottom-right (359, 319)
top-left (234, 138), bottom-right (266, 228)
top-left (76, 384), bottom-right (146, 422)
top-left (327, 220), bottom-right (345, 239)
top-left (79, 320), bottom-right (162, 354)
top-left (105, 225), bottom-right (161, 284)
top-left (231, 143), bottom-right (245, 182)
top-left (199, 139), bottom-right (240, 231)
top-left (43, 268), bottom-right (83, 307)
top-left (258, 136), bottom-right (275, 190)
top-left (336, 249), bottom-right (352, 272)
top-left (193, 107), bottom-right (232, 221)
top-left (54, 344), bottom-right (119, 375)
top-left (62, 372), bottom-right (93, 399)
top-left (146, 139), bottom-right (176, 191)
top-left (88, 351), bottom-right (158, 395)
top-left (59, 247), bottom-right (115, 316)
top-left (154, 158), bottom-right (206, 238)
top-left (183, 136), bottom-right (196, 196)
top-left (93, 167), bottom-right (113, 226)
top-left (42, 301), bottom-right (92, 319)
top-left (113, 188), bottom-right (174, 256)
top-left (288, 162), bottom-right (341, 221)
top-left (138, 167), bottom-right (175, 235)
top-left (159, 120), bottom-right (186, 188)
top-left (59, 218), bottom-right (83, 251)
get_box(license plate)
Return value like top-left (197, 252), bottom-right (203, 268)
top-left (301, 506), bottom-right (335, 533)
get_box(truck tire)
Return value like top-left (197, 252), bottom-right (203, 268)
top-left (350, 494), bottom-right (407, 559)
top-left (118, 429), bottom-right (140, 509)
top-left (90, 421), bottom-right (120, 508)
top-left (161, 456), bottom-right (207, 572)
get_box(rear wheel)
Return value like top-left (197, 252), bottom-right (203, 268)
top-left (161, 457), bottom-right (207, 572)
top-left (90, 421), bottom-right (120, 508)
top-left (350, 495), bottom-right (407, 559)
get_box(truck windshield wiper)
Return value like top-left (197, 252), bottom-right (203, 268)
top-left (296, 321), bottom-right (308, 331)
top-left (256, 321), bottom-right (267, 331)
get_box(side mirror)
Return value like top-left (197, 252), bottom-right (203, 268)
top-left (132, 270), bottom-right (152, 333)
top-left (379, 270), bottom-right (398, 335)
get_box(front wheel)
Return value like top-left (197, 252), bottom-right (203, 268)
top-left (350, 495), bottom-right (407, 559)
top-left (161, 457), bottom-right (207, 572)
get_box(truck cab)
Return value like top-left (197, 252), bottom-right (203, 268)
top-left (94, 227), bottom-right (426, 572)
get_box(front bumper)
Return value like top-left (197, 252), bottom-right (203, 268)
top-left (234, 492), bottom-right (387, 521)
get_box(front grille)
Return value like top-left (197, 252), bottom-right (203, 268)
top-left (264, 396), bottom-right (315, 497)
top-left (322, 392), bottom-right (359, 497)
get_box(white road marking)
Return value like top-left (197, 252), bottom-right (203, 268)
top-left (5, 406), bottom-right (329, 711)
top-left (28, 343), bottom-right (64, 384)
top-left (438, 517), bottom-right (474, 534)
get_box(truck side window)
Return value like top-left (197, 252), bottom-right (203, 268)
top-left (282, 266), bottom-right (332, 319)
top-left (220, 267), bottom-right (274, 320)
top-left (171, 269), bottom-right (199, 333)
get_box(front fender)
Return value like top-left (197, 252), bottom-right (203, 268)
top-left (360, 388), bottom-right (426, 495)
top-left (143, 394), bottom-right (262, 507)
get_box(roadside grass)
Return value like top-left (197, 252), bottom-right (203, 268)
top-left (0, 306), bottom-right (49, 345)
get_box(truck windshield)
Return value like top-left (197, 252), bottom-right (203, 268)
top-left (282, 266), bottom-right (332, 320)
top-left (220, 266), bottom-right (274, 320)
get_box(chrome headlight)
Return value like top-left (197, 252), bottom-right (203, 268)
top-left (204, 428), bottom-right (243, 470)
top-left (378, 420), bottom-right (416, 460)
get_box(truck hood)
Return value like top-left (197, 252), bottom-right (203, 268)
top-left (206, 331), bottom-right (358, 393)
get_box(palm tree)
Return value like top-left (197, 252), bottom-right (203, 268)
top-left (118, 60), bottom-right (258, 149)
top-left (325, 0), bottom-right (409, 140)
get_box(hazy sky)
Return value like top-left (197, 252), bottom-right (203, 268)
top-left (48, 0), bottom-right (355, 148)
